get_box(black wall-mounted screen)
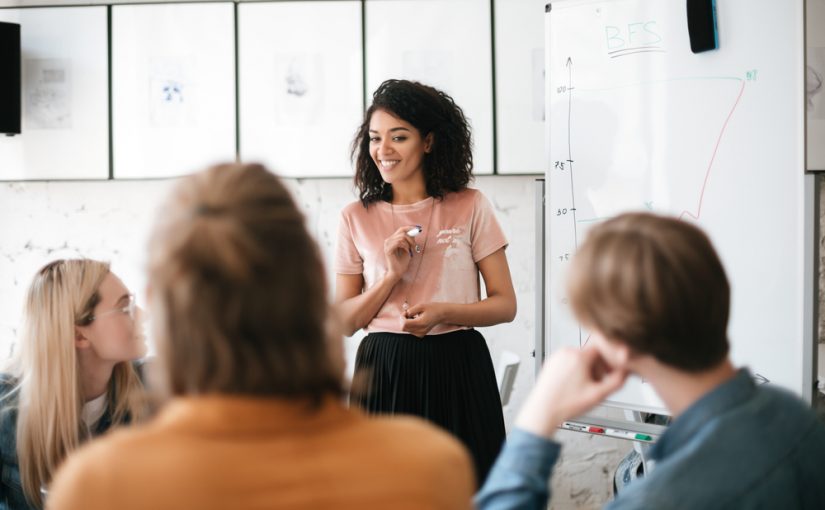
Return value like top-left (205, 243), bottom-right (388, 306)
top-left (0, 21), bottom-right (21, 135)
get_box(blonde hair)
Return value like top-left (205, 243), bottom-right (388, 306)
top-left (147, 163), bottom-right (343, 401)
top-left (567, 213), bottom-right (730, 371)
top-left (7, 259), bottom-right (145, 507)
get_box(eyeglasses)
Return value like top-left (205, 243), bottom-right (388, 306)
top-left (88, 294), bottom-right (136, 323)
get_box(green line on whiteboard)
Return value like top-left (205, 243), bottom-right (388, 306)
top-left (575, 75), bottom-right (743, 93)
top-left (577, 217), bottom-right (611, 224)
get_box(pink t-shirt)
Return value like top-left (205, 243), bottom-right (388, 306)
top-left (335, 188), bottom-right (508, 335)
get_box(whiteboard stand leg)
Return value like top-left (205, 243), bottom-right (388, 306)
top-left (805, 173), bottom-right (819, 405)
top-left (535, 178), bottom-right (546, 377)
top-left (624, 410), bottom-right (655, 475)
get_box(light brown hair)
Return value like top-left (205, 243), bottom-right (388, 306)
top-left (567, 212), bottom-right (730, 372)
top-left (147, 163), bottom-right (343, 401)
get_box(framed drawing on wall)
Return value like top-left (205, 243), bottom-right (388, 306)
top-left (366, 0), bottom-right (494, 175)
top-left (0, 7), bottom-right (108, 181)
top-left (239, 1), bottom-right (363, 178)
top-left (494, 0), bottom-right (546, 174)
top-left (808, 0), bottom-right (825, 170)
top-left (112, 2), bottom-right (236, 179)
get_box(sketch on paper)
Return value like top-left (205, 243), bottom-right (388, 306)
top-left (807, 47), bottom-right (825, 119)
top-left (531, 48), bottom-right (545, 122)
top-left (161, 80), bottom-right (184, 103)
top-left (149, 57), bottom-right (195, 127)
top-left (273, 53), bottom-right (324, 125)
top-left (401, 50), bottom-right (452, 92)
top-left (285, 60), bottom-right (308, 97)
top-left (25, 59), bottom-right (72, 130)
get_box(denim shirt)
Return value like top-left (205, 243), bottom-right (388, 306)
top-left (476, 369), bottom-right (825, 510)
top-left (0, 374), bottom-right (124, 510)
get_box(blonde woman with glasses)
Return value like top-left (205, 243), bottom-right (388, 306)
top-left (0, 259), bottom-right (147, 510)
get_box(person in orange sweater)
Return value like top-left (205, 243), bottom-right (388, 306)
top-left (45, 163), bottom-right (475, 510)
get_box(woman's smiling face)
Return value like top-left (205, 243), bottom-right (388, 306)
top-left (369, 108), bottom-right (432, 188)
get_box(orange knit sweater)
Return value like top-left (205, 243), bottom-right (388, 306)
top-left (47, 395), bottom-right (475, 510)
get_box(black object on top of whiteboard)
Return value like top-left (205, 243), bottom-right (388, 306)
top-left (687, 0), bottom-right (719, 53)
top-left (0, 21), bottom-right (21, 136)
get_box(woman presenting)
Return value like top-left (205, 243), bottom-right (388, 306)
top-left (335, 79), bottom-right (516, 484)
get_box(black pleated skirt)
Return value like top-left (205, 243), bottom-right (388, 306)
top-left (351, 329), bottom-right (506, 486)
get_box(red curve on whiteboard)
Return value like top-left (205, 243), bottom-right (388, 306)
top-left (679, 80), bottom-right (747, 221)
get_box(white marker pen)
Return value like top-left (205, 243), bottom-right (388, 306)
top-left (407, 226), bottom-right (423, 237)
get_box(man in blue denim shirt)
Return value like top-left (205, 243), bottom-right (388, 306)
top-left (477, 213), bottom-right (825, 510)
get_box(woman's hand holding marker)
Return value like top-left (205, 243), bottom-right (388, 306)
top-left (384, 226), bottom-right (416, 278)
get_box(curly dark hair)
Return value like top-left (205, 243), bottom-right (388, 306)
top-left (351, 79), bottom-right (474, 206)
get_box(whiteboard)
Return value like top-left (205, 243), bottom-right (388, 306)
top-left (546, 0), bottom-right (809, 414)
top-left (112, 3), bottom-right (236, 179)
top-left (238, 1), bottom-right (362, 178)
top-left (494, 0), bottom-right (546, 174)
top-left (365, 0), bottom-right (493, 175)
top-left (0, 7), bottom-right (108, 180)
